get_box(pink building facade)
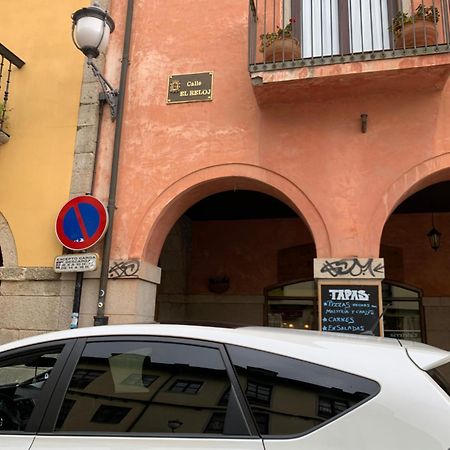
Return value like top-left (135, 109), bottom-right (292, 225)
top-left (81, 0), bottom-right (450, 349)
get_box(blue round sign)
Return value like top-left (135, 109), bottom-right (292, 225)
top-left (55, 195), bottom-right (108, 250)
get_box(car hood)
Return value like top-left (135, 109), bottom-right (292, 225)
top-left (400, 339), bottom-right (450, 370)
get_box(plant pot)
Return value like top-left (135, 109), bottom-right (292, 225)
top-left (395, 21), bottom-right (438, 48)
top-left (263, 37), bottom-right (301, 62)
top-left (0, 129), bottom-right (10, 145)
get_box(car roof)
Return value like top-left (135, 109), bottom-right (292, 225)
top-left (0, 324), bottom-right (405, 375)
top-left (0, 323), bottom-right (399, 351)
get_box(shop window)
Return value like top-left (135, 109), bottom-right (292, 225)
top-left (55, 340), bottom-right (248, 435)
top-left (227, 344), bottom-right (379, 436)
top-left (266, 279), bottom-right (424, 342)
top-left (382, 283), bottom-right (423, 342)
top-left (266, 280), bottom-right (317, 330)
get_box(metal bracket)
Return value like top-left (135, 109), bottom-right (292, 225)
top-left (87, 59), bottom-right (119, 121)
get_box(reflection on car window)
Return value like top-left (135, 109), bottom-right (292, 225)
top-left (427, 362), bottom-right (450, 397)
top-left (56, 341), bottom-right (247, 435)
top-left (226, 345), bottom-right (379, 436)
top-left (0, 348), bottom-right (63, 432)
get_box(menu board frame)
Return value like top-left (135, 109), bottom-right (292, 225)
top-left (318, 281), bottom-right (384, 337)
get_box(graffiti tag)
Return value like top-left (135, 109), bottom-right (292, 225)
top-left (108, 260), bottom-right (140, 279)
top-left (319, 258), bottom-right (384, 278)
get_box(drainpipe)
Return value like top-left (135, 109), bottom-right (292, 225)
top-left (70, 94), bottom-right (105, 329)
top-left (94, 0), bottom-right (134, 326)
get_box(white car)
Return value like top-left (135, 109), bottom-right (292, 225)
top-left (0, 325), bottom-right (448, 450)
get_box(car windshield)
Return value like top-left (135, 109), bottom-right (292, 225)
top-left (427, 362), bottom-right (450, 397)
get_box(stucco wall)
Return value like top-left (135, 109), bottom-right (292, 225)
top-left (0, 0), bottom-right (86, 266)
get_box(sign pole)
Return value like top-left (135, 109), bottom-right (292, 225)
top-left (71, 271), bottom-right (84, 329)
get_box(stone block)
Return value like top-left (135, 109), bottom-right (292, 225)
top-left (79, 277), bottom-right (100, 315)
top-left (108, 314), bottom-right (142, 325)
top-left (73, 152), bottom-right (95, 174)
top-left (0, 280), bottom-right (62, 296)
top-left (58, 296), bottom-right (75, 330)
top-left (77, 104), bottom-right (99, 127)
top-left (0, 267), bottom-right (60, 281)
top-left (18, 329), bottom-right (49, 340)
top-left (74, 124), bottom-right (98, 155)
top-left (80, 81), bottom-right (101, 105)
top-left (0, 329), bottom-right (19, 345)
top-left (69, 170), bottom-right (94, 197)
top-left (0, 296), bottom-right (61, 330)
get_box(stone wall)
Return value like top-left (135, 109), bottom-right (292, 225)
top-left (0, 268), bottom-right (74, 344)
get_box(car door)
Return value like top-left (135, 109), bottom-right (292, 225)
top-left (0, 340), bottom-right (75, 450)
top-left (31, 336), bottom-right (264, 450)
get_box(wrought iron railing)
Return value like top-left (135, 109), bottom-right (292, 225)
top-left (249, 0), bottom-right (450, 72)
top-left (0, 44), bottom-right (25, 135)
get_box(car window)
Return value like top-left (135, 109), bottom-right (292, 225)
top-left (427, 362), bottom-right (450, 396)
top-left (0, 347), bottom-right (64, 432)
top-left (55, 340), bottom-right (249, 435)
top-left (226, 345), bottom-right (379, 437)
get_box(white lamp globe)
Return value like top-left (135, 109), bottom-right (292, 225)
top-left (72, 3), bottom-right (115, 59)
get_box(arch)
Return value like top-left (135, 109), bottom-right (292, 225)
top-left (0, 212), bottom-right (18, 267)
top-left (129, 164), bottom-right (330, 264)
top-left (370, 154), bottom-right (450, 253)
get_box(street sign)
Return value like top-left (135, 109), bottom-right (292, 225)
top-left (54, 253), bottom-right (98, 273)
top-left (55, 195), bottom-right (108, 251)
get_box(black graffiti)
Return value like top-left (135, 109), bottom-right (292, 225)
top-left (320, 258), bottom-right (384, 278)
top-left (108, 260), bottom-right (140, 278)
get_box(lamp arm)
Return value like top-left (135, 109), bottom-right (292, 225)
top-left (87, 59), bottom-right (119, 121)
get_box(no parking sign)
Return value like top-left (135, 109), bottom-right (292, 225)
top-left (55, 195), bottom-right (108, 251)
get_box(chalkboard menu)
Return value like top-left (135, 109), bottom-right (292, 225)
top-left (319, 284), bottom-right (382, 336)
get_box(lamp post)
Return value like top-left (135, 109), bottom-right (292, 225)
top-left (71, 1), bottom-right (134, 326)
top-left (72, 3), bottom-right (118, 120)
top-left (427, 213), bottom-right (441, 251)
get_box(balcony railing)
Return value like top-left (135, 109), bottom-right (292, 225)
top-left (0, 44), bottom-right (25, 138)
top-left (249, 0), bottom-right (450, 72)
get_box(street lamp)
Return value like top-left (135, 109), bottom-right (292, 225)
top-left (72, 2), bottom-right (118, 120)
top-left (427, 213), bottom-right (441, 251)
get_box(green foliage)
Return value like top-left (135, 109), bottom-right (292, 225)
top-left (0, 103), bottom-right (7, 131)
top-left (259, 18), bottom-right (296, 52)
top-left (390, 4), bottom-right (440, 36)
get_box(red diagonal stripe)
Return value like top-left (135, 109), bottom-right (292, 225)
top-left (73, 205), bottom-right (89, 241)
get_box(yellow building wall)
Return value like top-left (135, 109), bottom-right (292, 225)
top-left (0, 0), bottom-right (85, 266)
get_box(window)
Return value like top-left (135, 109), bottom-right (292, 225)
top-left (169, 379), bottom-right (202, 394)
top-left (318, 397), bottom-right (349, 418)
top-left (227, 345), bottom-right (379, 436)
top-left (246, 381), bottom-right (272, 406)
top-left (427, 362), bottom-right (450, 397)
top-left (55, 340), bottom-right (248, 435)
top-left (0, 347), bottom-right (64, 432)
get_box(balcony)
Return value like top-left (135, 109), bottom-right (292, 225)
top-left (248, 1), bottom-right (450, 101)
top-left (0, 43), bottom-right (25, 144)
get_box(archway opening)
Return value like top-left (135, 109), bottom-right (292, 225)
top-left (156, 190), bottom-right (316, 327)
top-left (380, 180), bottom-right (450, 346)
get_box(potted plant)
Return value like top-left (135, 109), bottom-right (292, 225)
top-left (0, 104), bottom-right (10, 145)
top-left (260, 18), bottom-right (300, 62)
top-left (390, 4), bottom-right (440, 48)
